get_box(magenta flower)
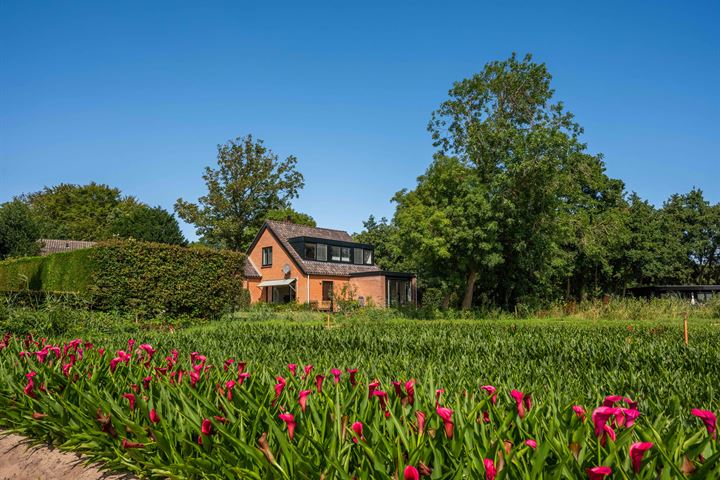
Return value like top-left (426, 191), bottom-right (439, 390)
top-left (315, 374), bottom-right (325, 394)
top-left (480, 385), bottom-right (498, 405)
top-left (368, 379), bottom-right (381, 399)
top-left (403, 465), bottom-right (419, 480)
top-left (303, 364), bottom-right (313, 379)
top-left (602, 395), bottom-right (623, 407)
top-left (405, 379), bottom-right (415, 405)
top-left (617, 408), bottom-right (640, 428)
top-left (273, 376), bottom-right (287, 404)
top-left (347, 368), bottom-right (358, 386)
top-left (591, 407), bottom-right (619, 438)
top-left (201, 418), bottom-right (212, 436)
top-left (483, 458), bottom-right (496, 480)
top-left (225, 380), bottom-right (236, 400)
top-left (629, 442), bottom-right (653, 473)
top-left (525, 439), bottom-right (537, 449)
top-left (510, 390), bottom-right (531, 418)
top-left (351, 421), bottom-right (364, 443)
top-left (392, 381), bottom-right (404, 398)
top-left (190, 371), bottom-right (200, 387)
top-left (586, 466), bottom-right (612, 479)
top-left (331, 368), bottom-right (342, 384)
top-left (288, 364), bottom-right (297, 376)
top-left (482, 411), bottom-right (490, 423)
top-left (223, 358), bottom-right (235, 371)
top-left (373, 390), bottom-right (390, 417)
top-left (237, 372), bottom-right (251, 386)
top-left (149, 409), bottom-right (160, 424)
top-left (299, 389), bottom-right (312, 413)
top-left (237, 361), bottom-right (247, 374)
top-left (279, 413), bottom-right (296, 440)
top-left (109, 357), bottom-right (123, 373)
top-left (416, 410), bottom-right (426, 434)
top-left (436, 406), bottom-right (454, 439)
top-left (138, 344), bottom-right (155, 357)
top-left (121, 438), bottom-right (144, 449)
top-left (573, 405), bottom-right (586, 421)
top-left (691, 409), bottom-right (717, 439)
top-left (435, 389), bottom-right (444, 405)
top-left (122, 393), bottom-right (136, 411)
top-left (142, 375), bottom-right (152, 389)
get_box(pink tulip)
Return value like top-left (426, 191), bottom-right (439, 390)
top-left (617, 408), bottom-right (640, 427)
top-left (436, 406), bottom-right (454, 439)
top-left (237, 361), bottom-right (247, 374)
top-left (351, 421), bottom-right (364, 443)
top-left (525, 439), bottom-right (537, 449)
top-left (122, 393), bottom-right (136, 411)
top-left (483, 458), bottom-right (496, 480)
top-left (110, 357), bottom-right (123, 373)
top-left (288, 364), bottom-right (297, 376)
top-left (392, 381), bottom-right (404, 398)
top-left (480, 385), bottom-right (498, 405)
top-left (142, 375), bottom-right (152, 389)
top-left (691, 409), bottom-right (717, 439)
top-left (331, 368), bottom-right (342, 383)
top-left (435, 389), bottom-right (444, 405)
top-left (629, 442), bottom-right (653, 473)
top-left (279, 413), bottom-right (296, 440)
top-left (403, 465), bottom-right (419, 480)
top-left (190, 371), bottom-right (200, 387)
top-left (225, 380), bottom-right (236, 400)
top-left (315, 374), bottom-right (325, 394)
top-left (602, 395), bottom-right (623, 407)
top-left (303, 364), bottom-right (313, 379)
top-left (510, 390), bottom-right (531, 418)
top-left (299, 390), bottom-right (312, 413)
top-left (586, 466), bottom-right (612, 479)
top-left (149, 409), bottom-right (160, 424)
top-left (482, 411), bottom-right (490, 423)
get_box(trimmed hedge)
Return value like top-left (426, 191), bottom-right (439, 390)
top-left (89, 240), bottom-right (246, 318)
top-left (0, 240), bottom-right (246, 319)
top-left (0, 249), bottom-right (94, 292)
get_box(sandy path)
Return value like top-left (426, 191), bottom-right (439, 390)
top-left (0, 433), bottom-right (135, 480)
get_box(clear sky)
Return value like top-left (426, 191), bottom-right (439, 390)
top-left (1, 1), bottom-right (718, 241)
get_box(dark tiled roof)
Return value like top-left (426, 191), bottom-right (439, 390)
top-left (263, 220), bottom-right (381, 276)
top-left (244, 258), bottom-right (261, 278)
top-left (39, 239), bottom-right (96, 256)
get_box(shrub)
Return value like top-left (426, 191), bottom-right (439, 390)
top-left (0, 249), bottom-right (94, 292)
top-left (89, 239), bottom-right (245, 319)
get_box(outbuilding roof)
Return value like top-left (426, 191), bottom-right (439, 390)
top-left (39, 239), bottom-right (96, 256)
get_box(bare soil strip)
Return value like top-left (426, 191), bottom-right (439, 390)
top-left (0, 433), bottom-right (134, 480)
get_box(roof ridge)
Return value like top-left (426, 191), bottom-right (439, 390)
top-left (265, 219), bottom-right (351, 235)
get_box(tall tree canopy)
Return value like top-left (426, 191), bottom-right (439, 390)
top-left (0, 200), bottom-right (41, 259)
top-left (19, 182), bottom-right (185, 245)
top-left (420, 53), bottom-right (625, 308)
top-left (175, 135), bottom-right (306, 251)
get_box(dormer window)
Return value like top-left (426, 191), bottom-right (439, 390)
top-left (304, 243), bottom-right (317, 260)
top-left (317, 244), bottom-right (327, 261)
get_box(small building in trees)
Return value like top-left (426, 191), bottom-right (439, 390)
top-left (628, 285), bottom-right (720, 303)
top-left (38, 239), bottom-right (96, 256)
top-left (244, 220), bottom-right (416, 309)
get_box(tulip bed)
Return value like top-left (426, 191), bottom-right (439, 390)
top-left (0, 317), bottom-right (718, 479)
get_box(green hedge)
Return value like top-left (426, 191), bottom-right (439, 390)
top-left (89, 240), bottom-right (246, 319)
top-left (0, 249), bottom-right (93, 292)
top-left (0, 240), bottom-right (246, 319)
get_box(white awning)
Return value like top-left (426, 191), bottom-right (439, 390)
top-left (257, 278), bottom-right (297, 287)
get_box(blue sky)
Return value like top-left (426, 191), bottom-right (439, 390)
top-left (1, 1), bottom-right (718, 241)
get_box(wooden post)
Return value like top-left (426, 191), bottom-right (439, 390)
top-left (683, 311), bottom-right (689, 346)
top-left (327, 313), bottom-right (330, 329)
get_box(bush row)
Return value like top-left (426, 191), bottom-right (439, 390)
top-left (0, 240), bottom-right (247, 319)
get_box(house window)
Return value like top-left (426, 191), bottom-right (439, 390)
top-left (387, 278), bottom-right (412, 306)
top-left (322, 281), bottom-right (334, 301)
top-left (262, 247), bottom-right (272, 267)
top-left (317, 244), bottom-right (327, 261)
top-left (304, 243), bottom-right (316, 260)
top-left (353, 248), bottom-right (363, 264)
top-left (363, 249), bottom-right (373, 265)
top-left (341, 247), bottom-right (351, 262)
top-left (331, 246), bottom-right (341, 261)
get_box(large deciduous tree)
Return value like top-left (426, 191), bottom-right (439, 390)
top-left (0, 200), bottom-right (41, 259)
top-left (175, 135), bottom-right (305, 251)
top-left (421, 53), bottom-right (624, 308)
top-left (108, 203), bottom-right (187, 245)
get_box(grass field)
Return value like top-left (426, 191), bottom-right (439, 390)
top-left (1, 312), bottom-right (718, 478)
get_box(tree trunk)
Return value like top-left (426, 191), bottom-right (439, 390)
top-left (461, 269), bottom-right (478, 310)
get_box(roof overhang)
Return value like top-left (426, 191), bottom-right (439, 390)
top-left (350, 270), bottom-right (415, 278)
top-left (257, 278), bottom-right (297, 287)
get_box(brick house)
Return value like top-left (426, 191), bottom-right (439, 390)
top-left (244, 220), bottom-right (416, 308)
